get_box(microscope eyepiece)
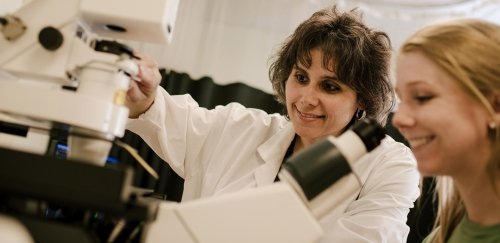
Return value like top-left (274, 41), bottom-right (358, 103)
top-left (281, 118), bottom-right (385, 201)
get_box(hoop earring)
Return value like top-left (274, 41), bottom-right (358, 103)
top-left (488, 121), bottom-right (497, 130)
top-left (355, 109), bottom-right (366, 120)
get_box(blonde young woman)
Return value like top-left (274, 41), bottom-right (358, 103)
top-left (393, 19), bottom-right (500, 242)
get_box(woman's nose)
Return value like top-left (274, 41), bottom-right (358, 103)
top-left (392, 103), bottom-right (415, 130)
top-left (300, 85), bottom-right (319, 107)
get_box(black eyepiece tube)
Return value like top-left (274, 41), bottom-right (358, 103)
top-left (281, 118), bottom-right (385, 201)
top-left (0, 17), bottom-right (7, 26)
top-left (351, 118), bottom-right (386, 151)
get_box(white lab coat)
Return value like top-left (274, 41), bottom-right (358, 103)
top-left (127, 88), bottom-right (420, 243)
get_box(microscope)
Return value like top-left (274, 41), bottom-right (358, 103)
top-left (0, 0), bottom-right (179, 165)
top-left (0, 1), bottom-right (387, 242)
top-left (0, 0), bottom-right (179, 242)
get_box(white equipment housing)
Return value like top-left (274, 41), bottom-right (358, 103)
top-left (0, 0), bottom-right (179, 165)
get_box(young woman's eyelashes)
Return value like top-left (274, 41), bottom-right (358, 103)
top-left (410, 88), bottom-right (435, 104)
top-left (396, 83), bottom-right (435, 105)
top-left (414, 94), bottom-right (434, 104)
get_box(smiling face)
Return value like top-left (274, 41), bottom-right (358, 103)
top-left (392, 50), bottom-right (492, 177)
top-left (286, 49), bottom-right (359, 148)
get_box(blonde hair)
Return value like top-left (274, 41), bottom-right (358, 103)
top-left (400, 19), bottom-right (500, 242)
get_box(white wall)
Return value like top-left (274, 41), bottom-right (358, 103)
top-left (135, 0), bottom-right (328, 93)
top-left (0, 0), bottom-right (24, 15)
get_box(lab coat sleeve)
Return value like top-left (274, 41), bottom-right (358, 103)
top-left (319, 139), bottom-right (420, 243)
top-left (126, 87), bottom-right (280, 182)
top-left (126, 88), bottom-right (212, 179)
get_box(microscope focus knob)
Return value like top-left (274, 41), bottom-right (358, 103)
top-left (38, 26), bottom-right (63, 51)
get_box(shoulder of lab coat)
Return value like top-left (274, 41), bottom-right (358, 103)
top-left (318, 136), bottom-right (420, 243)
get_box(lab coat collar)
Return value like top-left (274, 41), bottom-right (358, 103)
top-left (254, 122), bottom-right (296, 186)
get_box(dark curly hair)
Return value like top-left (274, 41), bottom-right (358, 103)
top-left (268, 6), bottom-right (394, 125)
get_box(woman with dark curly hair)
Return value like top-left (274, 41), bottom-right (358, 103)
top-left (126, 6), bottom-right (419, 242)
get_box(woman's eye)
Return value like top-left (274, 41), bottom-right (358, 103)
top-left (295, 74), bottom-right (308, 83)
top-left (415, 95), bottom-right (433, 103)
top-left (322, 82), bottom-right (340, 92)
